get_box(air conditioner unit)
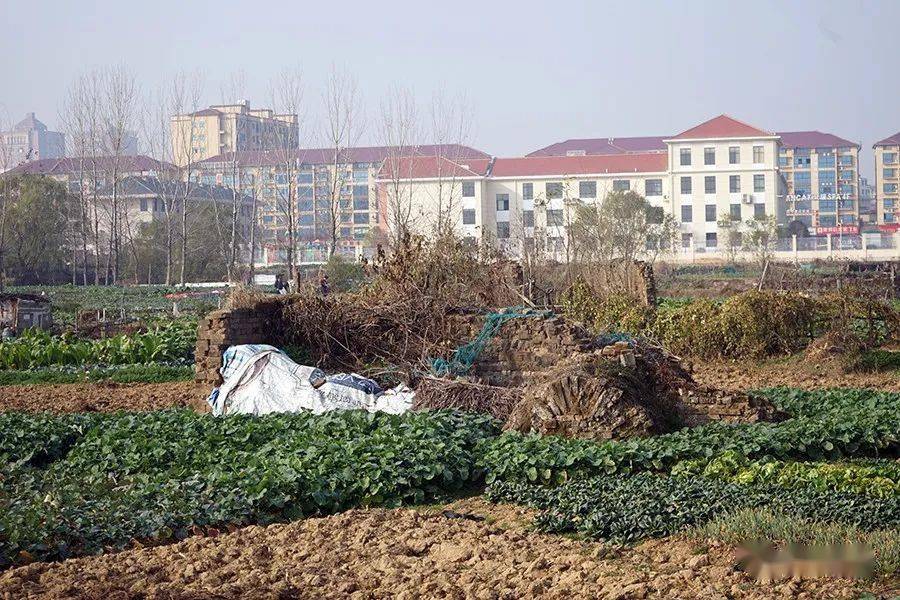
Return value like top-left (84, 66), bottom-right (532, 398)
top-left (741, 194), bottom-right (754, 204)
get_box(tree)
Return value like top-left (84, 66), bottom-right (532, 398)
top-left (744, 214), bottom-right (778, 270)
top-left (716, 212), bottom-right (744, 265)
top-left (1, 176), bottom-right (69, 283)
top-left (569, 190), bottom-right (678, 266)
top-left (268, 67), bottom-right (305, 283)
top-left (322, 66), bottom-right (363, 258)
top-left (427, 92), bottom-right (472, 238)
top-left (378, 85), bottom-right (420, 245)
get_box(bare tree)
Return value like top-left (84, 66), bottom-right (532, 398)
top-left (96, 66), bottom-right (140, 284)
top-left (267, 67), bottom-right (305, 283)
top-left (322, 66), bottom-right (363, 258)
top-left (426, 91), bottom-right (473, 238)
top-left (377, 85), bottom-right (421, 246)
top-left (0, 108), bottom-right (11, 291)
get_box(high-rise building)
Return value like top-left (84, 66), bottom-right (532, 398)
top-left (873, 132), bottom-right (900, 227)
top-left (0, 113), bottom-right (65, 170)
top-left (169, 101), bottom-right (298, 166)
top-left (859, 177), bottom-right (876, 224)
top-left (777, 131), bottom-right (860, 236)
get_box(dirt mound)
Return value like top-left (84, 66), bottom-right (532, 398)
top-left (0, 381), bottom-right (208, 413)
top-left (0, 498), bottom-right (884, 599)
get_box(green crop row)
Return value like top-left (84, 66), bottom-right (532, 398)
top-left (477, 388), bottom-right (900, 486)
top-left (0, 409), bottom-right (498, 566)
top-left (0, 364), bottom-right (194, 386)
top-left (0, 323), bottom-right (195, 370)
top-left (672, 451), bottom-right (900, 498)
top-left (485, 473), bottom-right (900, 544)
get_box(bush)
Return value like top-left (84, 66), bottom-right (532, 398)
top-left (561, 277), bottom-right (654, 334)
top-left (0, 409), bottom-right (499, 566)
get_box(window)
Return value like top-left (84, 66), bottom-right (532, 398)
top-left (462, 181), bottom-right (475, 197)
top-left (817, 152), bottom-right (835, 168)
top-left (793, 171), bottom-right (811, 195)
top-left (680, 148), bottom-right (691, 166)
top-left (730, 204), bottom-right (741, 220)
top-left (522, 183), bottom-right (533, 200)
top-left (299, 214), bottom-right (314, 225)
top-left (753, 174), bottom-right (765, 193)
top-left (839, 214), bottom-right (855, 225)
top-left (496, 193), bottom-right (509, 211)
top-left (885, 153), bottom-right (898, 165)
top-left (547, 209), bottom-right (564, 226)
top-left (681, 205), bottom-right (692, 222)
top-left (819, 170), bottom-right (836, 194)
top-left (353, 198), bottom-right (369, 210)
top-left (353, 185), bottom-right (368, 197)
top-left (778, 156), bottom-right (789, 167)
top-left (299, 198), bottom-right (313, 211)
top-left (704, 147), bottom-right (715, 165)
top-left (729, 175), bottom-right (740, 193)
top-left (706, 232), bottom-right (718, 248)
top-left (522, 210), bottom-right (534, 228)
top-left (353, 213), bottom-right (368, 224)
top-left (680, 177), bottom-right (692, 194)
top-left (753, 204), bottom-right (765, 219)
top-left (645, 179), bottom-right (662, 196)
top-left (704, 176), bottom-right (716, 194)
top-left (496, 222), bottom-right (510, 239)
top-left (705, 204), bottom-right (716, 222)
top-left (819, 200), bottom-right (836, 212)
top-left (546, 182), bottom-right (563, 199)
top-left (729, 146), bottom-right (740, 164)
top-left (818, 214), bottom-right (836, 227)
top-left (885, 169), bottom-right (897, 179)
top-left (462, 209), bottom-right (476, 225)
top-left (885, 213), bottom-right (896, 223)
top-left (681, 233), bottom-right (692, 248)
top-left (839, 155), bottom-right (854, 166)
top-left (752, 145), bottom-right (764, 163)
top-left (885, 183), bottom-right (899, 194)
top-left (139, 198), bottom-right (148, 212)
top-left (613, 180), bottom-right (630, 191)
top-left (579, 181), bottom-right (597, 198)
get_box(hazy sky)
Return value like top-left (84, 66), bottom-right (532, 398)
top-left (2, 0), bottom-right (895, 178)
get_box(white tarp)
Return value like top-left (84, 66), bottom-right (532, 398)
top-left (207, 345), bottom-right (414, 416)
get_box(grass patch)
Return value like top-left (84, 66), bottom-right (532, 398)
top-left (686, 508), bottom-right (900, 576)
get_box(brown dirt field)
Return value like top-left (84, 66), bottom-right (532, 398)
top-left (1, 498), bottom-right (894, 600)
top-left (0, 381), bottom-right (210, 413)
top-left (691, 355), bottom-right (899, 393)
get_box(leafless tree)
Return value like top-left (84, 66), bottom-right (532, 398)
top-left (426, 91), bottom-right (473, 238)
top-left (377, 85), bottom-right (420, 245)
top-left (97, 66), bottom-right (140, 285)
top-left (0, 108), bottom-right (11, 291)
top-left (322, 66), bottom-right (363, 257)
top-left (267, 67), bottom-right (305, 283)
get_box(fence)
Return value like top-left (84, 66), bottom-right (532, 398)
top-left (672, 232), bottom-right (899, 264)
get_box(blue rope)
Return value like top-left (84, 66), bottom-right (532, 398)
top-left (431, 307), bottom-right (553, 376)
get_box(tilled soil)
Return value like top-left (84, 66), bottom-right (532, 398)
top-left (0, 381), bottom-right (209, 413)
top-left (692, 357), bottom-right (900, 393)
top-left (1, 498), bottom-right (891, 600)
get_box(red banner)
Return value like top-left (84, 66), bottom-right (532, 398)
top-left (814, 225), bottom-right (859, 235)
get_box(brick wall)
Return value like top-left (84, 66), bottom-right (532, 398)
top-left (194, 309), bottom-right (270, 385)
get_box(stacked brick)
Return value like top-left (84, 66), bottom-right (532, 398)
top-left (194, 309), bottom-right (269, 385)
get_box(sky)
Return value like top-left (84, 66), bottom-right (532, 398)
top-left (1, 0), bottom-right (896, 178)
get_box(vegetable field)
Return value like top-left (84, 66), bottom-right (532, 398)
top-left (1, 386), bottom-right (899, 571)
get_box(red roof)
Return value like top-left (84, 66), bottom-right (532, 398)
top-left (874, 132), bottom-right (900, 148)
top-left (198, 144), bottom-right (489, 168)
top-left (672, 115), bottom-right (774, 140)
top-left (377, 156), bottom-right (491, 180)
top-left (490, 153), bottom-right (667, 178)
top-left (777, 131), bottom-right (859, 149)
top-left (527, 136), bottom-right (668, 157)
top-left (4, 155), bottom-right (176, 176)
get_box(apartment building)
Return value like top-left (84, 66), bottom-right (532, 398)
top-left (873, 132), bottom-right (900, 228)
top-left (170, 101), bottom-right (298, 167)
top-left (665, 115), bottom-right (783, 250)
top-left (376, 152), bottom-right (670, 256)
top-left (0, 113), bottom-right (65, 170)
top-left (380, 115), bottom-right (786, 255)
top-left (194, 144), bottom-right (489, 265)
top-left (4, 155), bottom-right (174, 191)
top-left (777, 131), bottom-right (860, 235)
